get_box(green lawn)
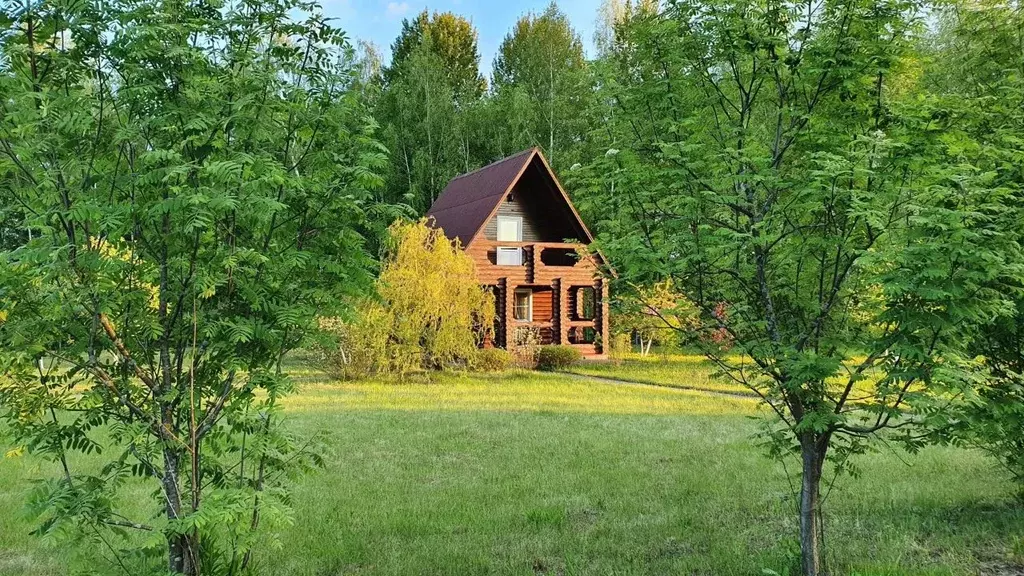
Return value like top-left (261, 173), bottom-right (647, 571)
top-left (567, 353), bottom-right (888, 402)
top-left (1, 363), bottom-right (1022, 576)
top-left (567, 353), bottom-right (757, 395)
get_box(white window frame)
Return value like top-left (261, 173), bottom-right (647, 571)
top-left (513, 289), bottom-right (533, 322)
top-left (496, 215), bottom-right (523, 242)
top-left (496, 246), bottom-right (523, 266)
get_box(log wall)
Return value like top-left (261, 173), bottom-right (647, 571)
top-left (471, 240), bottom-right (609, 357)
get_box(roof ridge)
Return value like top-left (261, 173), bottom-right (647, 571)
top-left (448, 147), bottom-right (537, 182)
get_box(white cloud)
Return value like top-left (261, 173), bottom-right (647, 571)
top-left (385, 1), bottom-right (409, 19)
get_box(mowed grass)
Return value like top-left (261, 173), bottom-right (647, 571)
top-left (283, 368), bottom-right (758, 414)
top-left (1, 361), bottom-right (1022, 576)
top-left (566, 353), bottom-right (756, 395)
top-left (567, 353), bottom-right (887, 402)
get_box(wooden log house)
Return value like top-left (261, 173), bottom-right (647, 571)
top-left (426, 148), bottom-right (611, 358)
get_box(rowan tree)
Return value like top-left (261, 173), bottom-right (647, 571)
top-left (924, 0), bottom-right (1024, 494)
top-left (573, 0), bottom-right (1023, 573)
top-left (0, 0), bottom-right (387, 573)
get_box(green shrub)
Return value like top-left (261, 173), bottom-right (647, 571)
top-left (473, 348), bottom-right (514, 372)
top-left (610, 332), bottom-right (632, 357)
top-left (536, 345), bottom-right (583, 371)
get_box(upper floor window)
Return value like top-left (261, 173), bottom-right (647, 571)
top-left (496, 215), bottom-right (522, 242)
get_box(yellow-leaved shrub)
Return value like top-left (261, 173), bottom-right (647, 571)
top-left (321, 219), bottom-right (494, 379)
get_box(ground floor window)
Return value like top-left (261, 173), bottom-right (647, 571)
top-left (514, 289), bottom-right (532, 322)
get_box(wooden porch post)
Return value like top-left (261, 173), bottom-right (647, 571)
top-left (553, 279), bottom-right (569, 345)
top-left (525, 245), bottom-right (535, 284)
top-left (503, 278), bottom-right (516, 350)
top-left (597, 278), bottom-right (610, 354)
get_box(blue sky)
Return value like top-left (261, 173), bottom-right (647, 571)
top-left (318, 0), bottom-right (603, 79)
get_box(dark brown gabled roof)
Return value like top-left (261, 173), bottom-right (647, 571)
top-left (425, 149), bottom-right (536, 247)
top-left (426, 147), bottom-right (597, 249)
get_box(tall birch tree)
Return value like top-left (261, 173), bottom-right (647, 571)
top-left (493, 1), bottom-right (590, 168)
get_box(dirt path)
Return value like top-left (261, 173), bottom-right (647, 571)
top-left (560, 371), bottom-right (759, 400)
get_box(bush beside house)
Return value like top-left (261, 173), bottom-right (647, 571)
top-left (473, 348), bottom-right (516, 372)
top-left (536, 345), bottom-right (583, 371)
top-left (319, 219), bottom-right (495, 379)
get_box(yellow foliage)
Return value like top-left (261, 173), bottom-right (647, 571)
top-left (615, 279), bottom-right (700, 355)
top-left (94, 237), bottom-right (160, 310)
top-left (324, 220), bottom-right (494, 379)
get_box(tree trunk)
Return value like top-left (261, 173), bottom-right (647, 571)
top-left (548, 53), bottom-right (555, 165)
top-left (799, 433), bottom-right (826, 576)
top-left (163, 447), bottom-right (197, 575)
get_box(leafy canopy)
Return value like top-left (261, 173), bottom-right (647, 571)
top-left (492, 1), bottom-right (590, 167)
top-left (383, 9), bottom-right (486, 99)
top-left (572, 0), bottom-right (1023, 572)
top-left (923, 1), bottom-right (1024, 493)
top-left (0, 0), bottom-right (387, 573)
